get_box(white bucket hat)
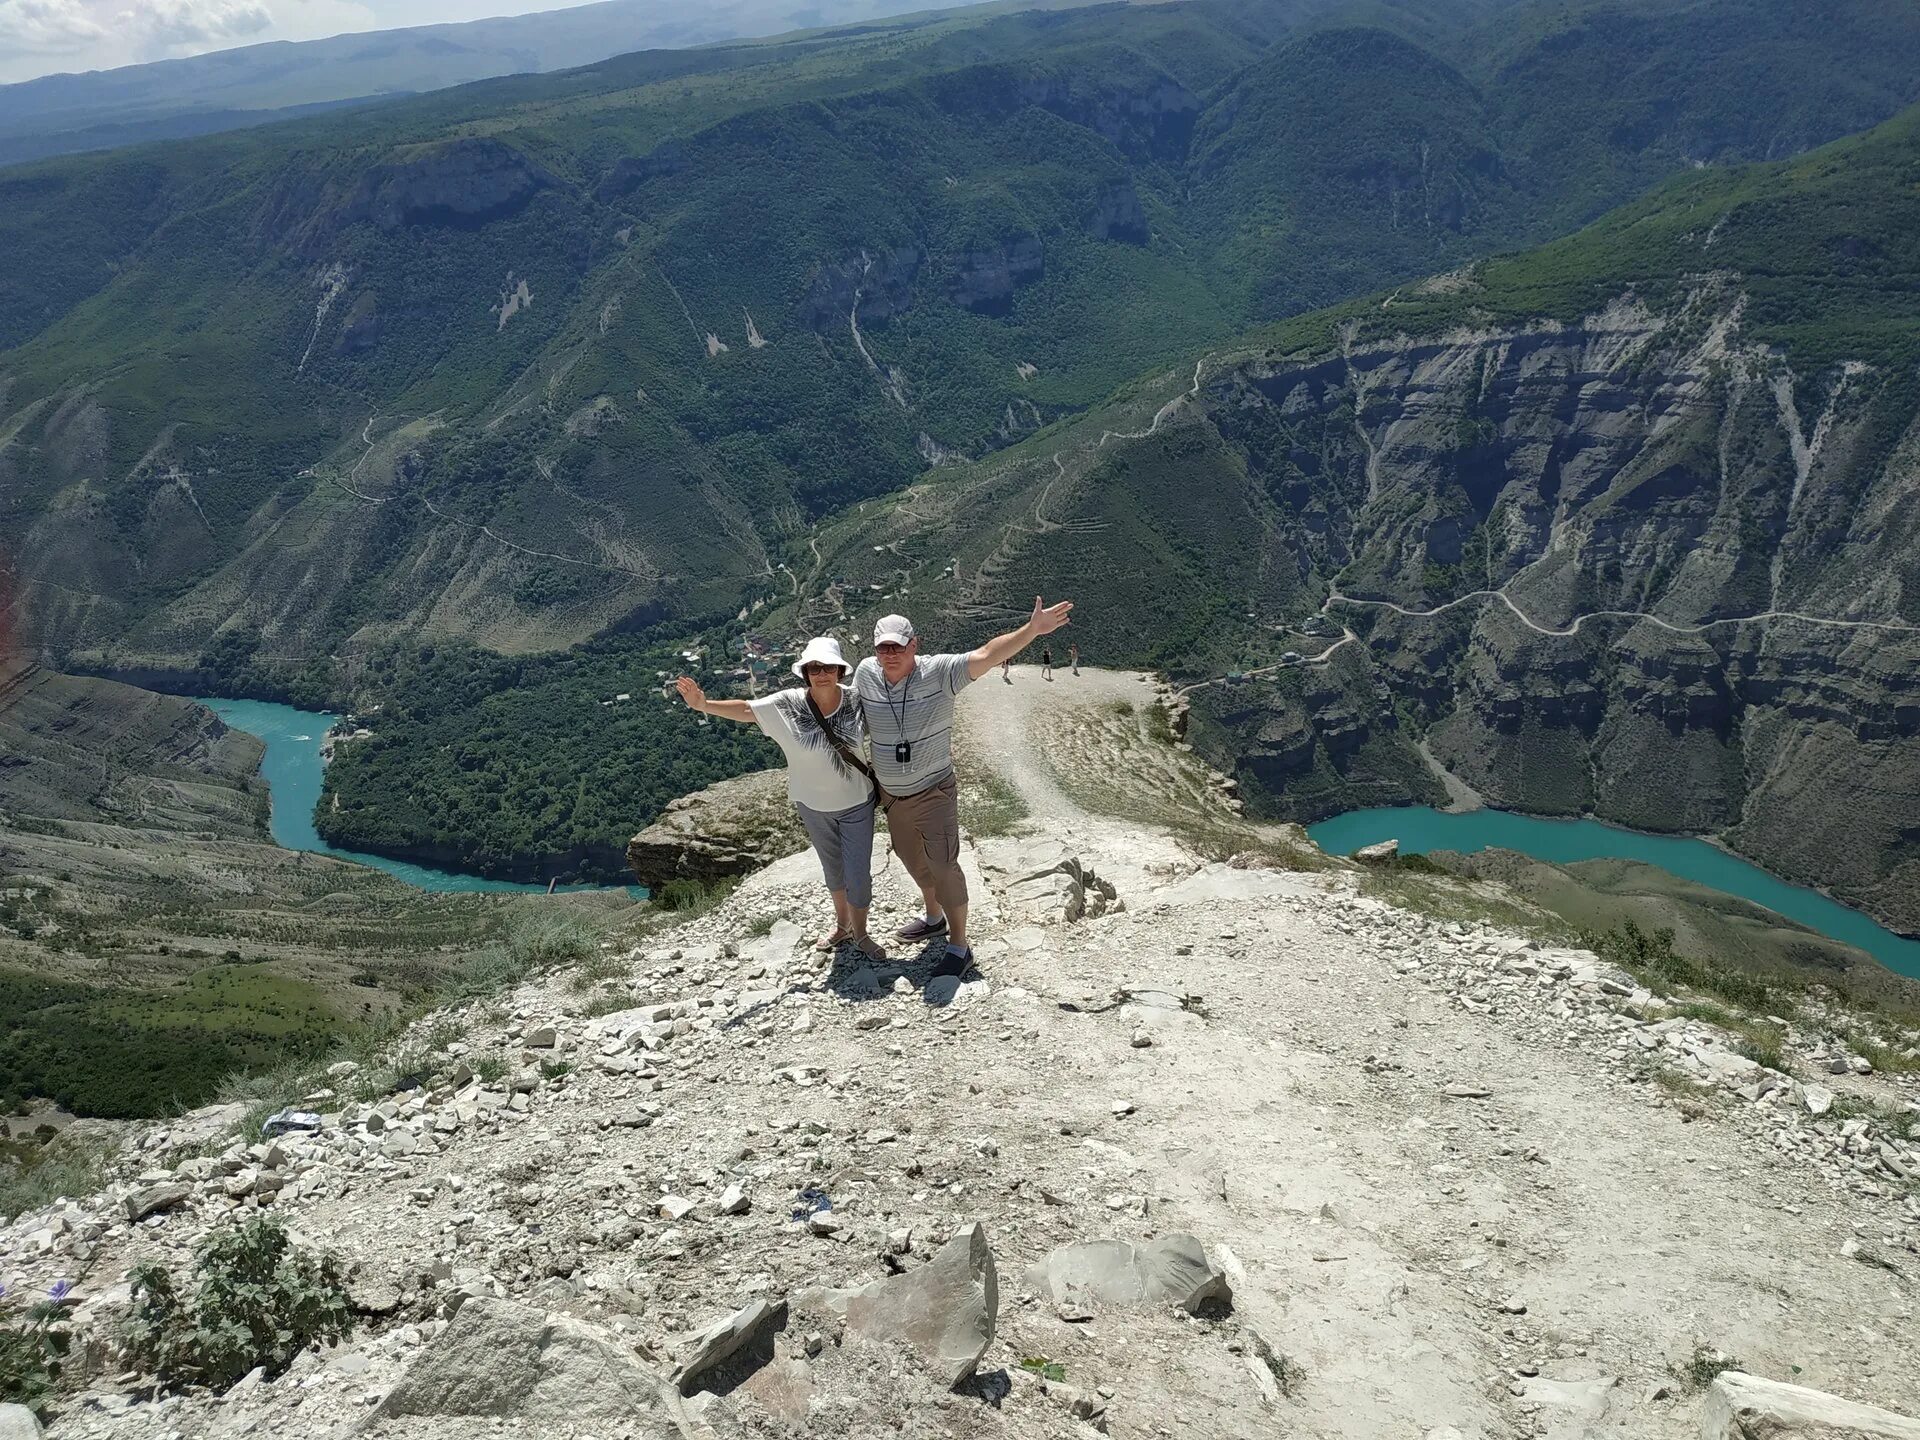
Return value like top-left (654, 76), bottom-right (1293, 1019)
top-left (791, 635), bottom-right (852, 679)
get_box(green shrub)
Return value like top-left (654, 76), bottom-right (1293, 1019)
top-left (1585, 921), bottom-right (1773, 1011)
top-left (123, 1216), bottom-right (353, 1392)
top-left (652, 878), bottom-right (735, 914)
top-left (446, 943), bottom-right (530, 1000)
top-left (0, 1134), bottom-right (113, 1222)
top-left (506, 909), bottom-right (607, 969)
top-left (0, 1281), bottom-right (72, 1413)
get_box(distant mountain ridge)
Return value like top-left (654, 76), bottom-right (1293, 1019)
top-left (0, 0), bottom-right (998, 167)
top-left (6, 0), bottom-right (1917, 678)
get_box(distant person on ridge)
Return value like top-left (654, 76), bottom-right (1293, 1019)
top-left (857, 597), bottom-right (1073, 978)
top-left (1041, 646), bottom-right (1054, 682)
top-left (674, 637), bottom-right (885, 961)
top-left (1069, 642), bottom-right (1079, 676)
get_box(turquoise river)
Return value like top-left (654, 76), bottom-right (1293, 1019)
top-left (1308, 807), bottom-right (1920, 979)
top-left (199, 698), bottom-right (632, 895)
top-left (204, 697), bottom-right (1914, 974)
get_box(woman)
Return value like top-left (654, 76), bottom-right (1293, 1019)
top-left (674, 637), bottom-right (885, 959)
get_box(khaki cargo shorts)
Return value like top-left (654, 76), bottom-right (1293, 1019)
top-left (883, 772), bottom-right (968, 914)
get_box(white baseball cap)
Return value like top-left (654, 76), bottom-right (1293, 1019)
top-left (791, 635), bottom-right (852, 678)
top-left (873, 614), bottom-right (915, 647)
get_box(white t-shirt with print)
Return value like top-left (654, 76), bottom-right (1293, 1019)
top-left (749, 686), bottom-right (872, 813)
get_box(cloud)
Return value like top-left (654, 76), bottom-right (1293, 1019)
top-left (136, 0), bottom-right (274, 45)
top-left (0, 0), bottom-right (114, 56)
top-left (0, 0), bottom-right (281, 74)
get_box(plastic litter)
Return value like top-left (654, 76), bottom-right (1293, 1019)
top-left (261, 1108), bottom-right (324, 1137)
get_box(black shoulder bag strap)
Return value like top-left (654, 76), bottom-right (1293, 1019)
top-left (804, 690), bottom-right (889, 810)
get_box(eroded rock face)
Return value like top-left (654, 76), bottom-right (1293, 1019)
top-left (341, 138), bottom-right (555, 232)
top-left (948, 236), bottom-right (1044, 315)
top-left (594, 141), bottom-right (688, 203)
top-left (797, 247), bottom-right (924, 331)
top-left (1088, 179), bottom-right (1149, 243)
top-left (1188, 291), bottom-right (1920, 932)
top-left (625, 769), bottom-right (807, 889)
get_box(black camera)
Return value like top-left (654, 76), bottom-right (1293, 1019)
top-left (895, 741), bottom-right (912, 765)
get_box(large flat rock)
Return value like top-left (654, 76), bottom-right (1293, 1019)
top-left (1025, 1233), bottom-right (1231, 1316)
top-left (796, 1222), bottom-right (998, 1387)
top-left (1701, 1372), bottom-right (1920, 1439)
top-left (372, 1295), bottom-right (687, 1429)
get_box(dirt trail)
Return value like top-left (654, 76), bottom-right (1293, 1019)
top-left (943, 670), bottom-right (1920, 1437)
top-left (13, 672), bottom-right (1918, 1440)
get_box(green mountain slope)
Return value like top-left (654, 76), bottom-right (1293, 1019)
top-left (0, 0), bottom-right (1004, 166)
top-left (790, 103), bottom-right (1920, 931)
top-left (7, 0), bottom-right (1919, 685)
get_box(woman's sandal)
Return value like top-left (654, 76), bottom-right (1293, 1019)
top-left (814, 927), bottom-right (852, 953)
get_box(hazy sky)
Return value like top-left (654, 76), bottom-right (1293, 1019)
top-left (0, 0), bottom-right (597, 83)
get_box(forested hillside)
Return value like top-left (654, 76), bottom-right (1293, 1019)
top-left (5, 0), bottom-right (1918, 680)
top-left (786, 104), bottom-right (1920, 931)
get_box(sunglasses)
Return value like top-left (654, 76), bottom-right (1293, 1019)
top-left (801, 662), bottom-right (840, 676)
top-left (874, 642), bottom-right (909, 655)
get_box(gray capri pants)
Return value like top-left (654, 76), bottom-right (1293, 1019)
top-left (794, 798), bottom-right (878, 908)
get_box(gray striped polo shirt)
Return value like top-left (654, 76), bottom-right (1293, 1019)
top-left (852, 652), bottom-right (972, 797)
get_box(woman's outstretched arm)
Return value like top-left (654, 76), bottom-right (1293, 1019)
top-left (674, 675), bottom-right (755, 723)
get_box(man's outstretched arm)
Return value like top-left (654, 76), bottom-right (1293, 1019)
top-left (966, 596), bottom-right (1074, 681)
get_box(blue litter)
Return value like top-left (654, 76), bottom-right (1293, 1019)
top-left (790, 1187), bottom-right (832, 1221)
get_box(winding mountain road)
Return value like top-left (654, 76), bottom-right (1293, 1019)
top-left (1327, 588), bottom-right (1920, 639)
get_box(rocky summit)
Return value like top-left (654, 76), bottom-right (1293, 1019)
top-left (2, 671), bottom-right (1916, 1438)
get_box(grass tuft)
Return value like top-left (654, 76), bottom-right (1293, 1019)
top-left (0, 1132), bottom-right (116, 1222)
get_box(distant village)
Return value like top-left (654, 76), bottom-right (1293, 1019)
top-left (592, 632), bottom-right (800, 718)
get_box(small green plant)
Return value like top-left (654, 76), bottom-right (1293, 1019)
top-left (539, 1059), bottom-right (573, 1081)
top-left (1684, 1345), bottom-right (1741, 1389)
top-left (1019, 1356), bottom-right (1067, 1382)
top-left (506, 909), bottom-right (607, 969)
top-left (473, 1055), bottom-right (507, 1084)
top-left (957, 770), bottom-right (1029, 839)
top-left (582, 989), bottom-right (639, 1018)
top-left (446, 942), bottom-right (531, 1000)
top-left (123, 1216), bottom-right (353, 1392)
top-left (745, 914), bottom-right (777, 938)
top-left (0, 1279), bottom-right (73, 1413)
top-left (565, 947), bottom-right (630, 993)
top-left (1648, 1065), bottom-right (1708, 1099)
top-left (1585, 921), bottom-right (1773, 1012)
top-left (1733, 1034), bottom-right (1789, 1073)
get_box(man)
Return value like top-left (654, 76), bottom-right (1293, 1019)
top-left (855, 596), bottom-right (1073, 977)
